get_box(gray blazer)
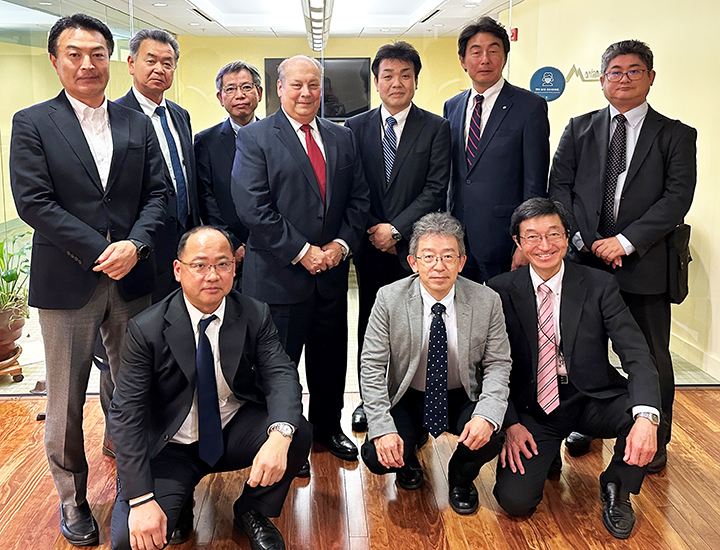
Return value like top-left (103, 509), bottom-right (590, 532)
top-left (360, 275), bottom-right (512, 440)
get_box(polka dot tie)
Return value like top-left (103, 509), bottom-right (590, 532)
top-left (599, 113), bottom-right (627, 238)
top-left (424, 302), bottom-right (449, 438)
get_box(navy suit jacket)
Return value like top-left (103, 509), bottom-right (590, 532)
top-left (444, 81), bottom-right (550, 274)
top-left (344, 104), bottom-right (450, 268)
top-left (10, 91), bottom-right (167, 308)
top-left (194, 118), bottom-right (250, 248)
top-left (109, 289), bottom-right (302, 500)
top-left (232, 109), bottom-right (370, 304)
top-left (549, 105), bottom-right (697, 295)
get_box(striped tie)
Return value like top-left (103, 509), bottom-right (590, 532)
top-left (465, 94), bottom-right (484, 168)
top-left (536, 283), bottom-right (559, 414)
top-left (383, 116), bottom-right (397, 186)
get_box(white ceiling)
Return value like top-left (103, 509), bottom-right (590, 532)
top-left (1, 0), bottom-right (523, 39)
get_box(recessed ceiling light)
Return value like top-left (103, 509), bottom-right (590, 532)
top-left (433, 23), bottom-right (444, 27)
top-left (152, 2), bottom-right (167, 6)
top-left (464, 3), bottom-right (478, 7)
top-left (38, 1), bottom-right (52, 4)
top-left (189, 22), bottom-right (200, 26)
top-left (379, 28), bottom-right (392, 32)
top-left (244, 28), bottom-right (255, 31)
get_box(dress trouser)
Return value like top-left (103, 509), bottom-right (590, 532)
top-left (39, 275), bottom-right (150, 506)
top-left (110, 403), bottom-right (312, 550)
top-left (362, 388), bottom-right (504, 487)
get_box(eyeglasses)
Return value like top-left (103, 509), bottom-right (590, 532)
top-left (179, 260), bottom-right (234, 275)
top-left (603, 69), bottom-right (650, 82)
top-left (415, 253), bottom-right (461, 266)
top-left (518, 232), bottom-right (567, 245)
top-left (222, 83), bottom-right (256, 95)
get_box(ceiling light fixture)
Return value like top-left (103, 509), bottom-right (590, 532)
top-left (301, 0), bottom-right (334, 51)
top-left (464, 3), bottom-right (478, 7)
top-left (38, 1), bottom-right (52, 4)
top-left (433, 23), bottom-right (444, 27)
top-left (152, 2), bottom-right (167, 6)
top-left (189, 22), bottom-right (200, 26)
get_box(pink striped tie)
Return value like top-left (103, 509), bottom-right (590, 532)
top-left (537, 283), bottom-right (559, 414)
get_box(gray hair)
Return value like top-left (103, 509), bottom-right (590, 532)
top-left (409, 212), bottom-right (465, 257)
top-left (601, 39), bottom-right (653, 74)
top-left (215, 60), bottom-right (262, 91)
top-left (277, 55), bottom-right (323, 84)
top-left (129, 28), bottom-right (180, 63)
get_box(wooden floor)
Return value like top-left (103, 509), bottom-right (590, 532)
top-left (1, 390), bottom-right (720, 550)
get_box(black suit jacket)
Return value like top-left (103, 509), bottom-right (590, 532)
top-left (444, 82), bottom-right (549, 272)
top-left (232, 109), bottom-right (370, 304)
top-left (344, 104), bottom-right (450, 268)
top-left (194, 118), bottom-right (249, 248)
top-left (109, 289), bottom-right (302, 500)
top-left (549, 105), bottom-right (697, 294)
top-left (488, 262), bottom-right (660, 428)
top-left (9, 91), bottom-right (167, 308)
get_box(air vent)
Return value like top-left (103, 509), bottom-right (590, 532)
top-left (420, 9), bottom-right (441, 23)
top-left (189, 8), bottom-right (212, 22)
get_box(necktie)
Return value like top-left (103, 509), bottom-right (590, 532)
top-left (424, 302), bottom-right (449, 437)
top-left (301, 124), bottom-right (327, 202)
top-left (382, 116), bottom-right (397, 187)
top-left (599, 113), bottom-right (627, 238)
top-left (465, 94), bottom-right (484, 168)
top-left (536, 284), bottom-right (559, 414)
top-left (196, 315), bottom-right (223, 466)
top-left (155, 106), bottom-right (189, 228)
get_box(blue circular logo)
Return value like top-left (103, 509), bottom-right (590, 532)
top-left (530, 66), bottom-right (565, 101)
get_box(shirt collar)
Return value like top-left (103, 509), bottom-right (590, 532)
top-left (132, 86), bottom-right (167, 118)
top-left (470, 76), bottom-right (505, 103)
top-left (282, 107), bottom-right (319, 134)
top-left (419, 281), bottom-right (455, 312)
top-left (380, 103), bottom-right (411, 126)
top-left (183, 295), bottom-right (226, 332)
top-left (609, 101), bottom-right (648, 129)
top-left (529, 261), bottom-right (565, 297)
top-left (65, 90), bottom-right (108, 123)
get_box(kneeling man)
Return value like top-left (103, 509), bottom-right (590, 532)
top-left (488, 198), bottom-right (661, 539)
top-left (360, 212), bottom-right (511, 515)
top-left (109, 226), bottom-right (311, 550)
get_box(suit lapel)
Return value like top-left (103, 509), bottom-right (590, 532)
top-left (405, 278), bottom-right (424, 380)
top-left (48, 92), bottom-right (102, 192)
top-left (318, 118), bottom-right (337, 205)
top-left (167, 101), bottom-right (193, 172)
top-left (559, 263), bottom-right (585, 371)
top-left (388, 105), bottom-right (423, 188)
top-left (469, 82), bottom-right (513, 172)
top-left (591, 107), bottom-right (610, 184)
top-left (274, 111), bottom-right (324, 202)
top-left (454, 280), bottom-right (472, 389)
top-left (218, 295), bottom-right (247, 386)
top-left (220, 118), bottom-right (236, 161)
top-left (163, 293), bottom-right (198, 385)
top-left (106, 102), bottom-right (130, 193)
top-left (366, 108), bottom-right (385, 192)
top-left (510, 268), bottom-right (539, 375)
top-left (624, 106), bottom-right (663, 188)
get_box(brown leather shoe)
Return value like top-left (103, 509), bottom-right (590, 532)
top-left (102, 436), bottom-right (115, 459)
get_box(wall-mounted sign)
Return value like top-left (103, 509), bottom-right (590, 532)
top-left (530, 66), bottom-right (565, 101)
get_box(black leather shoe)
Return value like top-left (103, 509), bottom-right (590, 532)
top-left (600, 479), bottom-right (635, 539)
top-left (234, 509), bottom-right (286, 550)
top-left (169, 495), bottom-right (194, 545)
top-left (396, 465), bottom-right (423, 490)
top-left (314, 431), bottom-right (358, 461)
top-left (449, 484), bottom-right (479, 515)
top-left (565, 432), bottom-right (592, 457)
top-left (646, 446), bottom-right (667, 474)
top-left (296, 460), bottom-right (311, 478)
top-left (351, 404), bottom-right (368, 432)
top-left (547, 450), bottom-right (562, 479)
top-left (101, 436), bottom-right (115, 459)
top-left (59, 502), bottom-right (99, 546)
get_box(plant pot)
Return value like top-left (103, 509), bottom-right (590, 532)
top-left (0, 307), bottom-right (25, 362)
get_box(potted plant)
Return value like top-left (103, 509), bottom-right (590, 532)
top-left (0, 231), bottom-right (31, 382)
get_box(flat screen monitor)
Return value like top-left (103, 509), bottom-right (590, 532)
top-left (264, 57), bottom-right (371, 122)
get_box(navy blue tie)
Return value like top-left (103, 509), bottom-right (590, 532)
top-left (424, 303), bottom-right (449, 438)
top-left (383, 116), bottom-right (397, 187)
top-left (196, 315), bottom-right (223, 466)
top-left (155, 105), bottom-right (189, 228)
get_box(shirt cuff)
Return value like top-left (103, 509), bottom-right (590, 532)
top-left (631, 405), bottom-right (660, 418)
top-left (129, 492), bottom-right (154, 507)
top-left (572, 231), bottom-right (585, 251)
top-left (291, 242), bottom-right (310, 265)
top-left (332, 238), bottom-right (350, 260)
top-left (616, 233), bottom-right (636, 255)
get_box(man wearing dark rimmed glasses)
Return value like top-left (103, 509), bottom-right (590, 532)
top-left (549, 39), bottom-right (697, 474)
top-left (489, 198), bottom-right (661, 539)
top-left (360, 212), bottom-right (511, 515)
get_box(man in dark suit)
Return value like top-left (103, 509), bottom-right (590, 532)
top-left (115, 28), bottom-right (202, 302)
top-left (488, 198), bottom-right (661, 539)
top-left (233, 56), bottom-right (370, 463)
top-left (109, 227), bottom-right (311, 550)
top-left (549, 40), bottom-right (697, 471)
top-left (9, 14), bottom-right (167, 546)
top-left (195, 60), bottom-right (263, 280)
top-left (361, 213), bottom-right (510, 515)
top-left (344, 41), bottom-right (450, 433)
top-left (444, 16), bottom-right (549, 283)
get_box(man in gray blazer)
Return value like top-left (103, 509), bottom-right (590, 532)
top-left (360, 212), bottom-right (511, 515)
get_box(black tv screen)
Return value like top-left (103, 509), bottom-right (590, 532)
top-left (264, 57), bottom-right (371, 122)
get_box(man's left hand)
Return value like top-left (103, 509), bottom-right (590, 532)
top-left (368, 223), bottom-right (396, 252)
top-left (457, 416), bottom-right (493, 451)
top-left (623, 417), bottom-right (657, 467)
top-left (591, 237), bottom-right (626, 267)
top-left (511, 247), bottom-right (529, 271)
top-left (93, 240), bottom-right (138, 280)
top-left (321, 242), bottom-right (344, 269)
top-left (247, 432), bottom-right (290, 488)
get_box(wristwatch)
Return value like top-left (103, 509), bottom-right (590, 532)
top-left (268, 422), bottom-right (295, 439)
top-left (390, 225), bottom-right (402, 242)
top-left (128, 239), bottom-right (151, 261)
top-left (634, 411), bottom-right (660, 425)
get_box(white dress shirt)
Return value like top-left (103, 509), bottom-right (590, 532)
top-left (464, 77), bottom-right (505, 146)
top-left (66, 91), bottom-right (112, 189)
top-left (379, 103), bottom-right (412, 145)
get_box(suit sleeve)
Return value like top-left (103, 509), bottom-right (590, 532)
top-left (10, 109), bottom-right (111, 268)
top-left (333, 131), bottom-right (371, 254)
top-left (522, 98), bottom-right (550, 200)
top-left (548, 119), bottom-right (582, 235)
top-left (390, 119), bottom-right (451, 238)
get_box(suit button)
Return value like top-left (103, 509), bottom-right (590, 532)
top-left (170, 216), bottom-right (177, 222)
top-left (466, 179), bottom-right (471, 184)
top-left (168, 189), bottom-right (175, 196)
top-left (163, 434), bottom-right (169, 441)
top-left (104, 197), bottom-right (111, 203)
top-left (317, 216), bottom-right (322, 220)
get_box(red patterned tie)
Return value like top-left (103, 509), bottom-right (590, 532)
top-left (301, 124), bottom-right (326, 202)
top-left (465, 94), bottom-right (484, 167)
top-left (537, 283), bottom-right (559, 414)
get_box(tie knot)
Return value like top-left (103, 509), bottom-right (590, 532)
top-left (300, 123), bottom-right (312, 135)
top-left (386, 116), bottom-right (397, 128)
top-left (537, 283), bottom-right (551, 298)
top-left (431, 303), bottom-right (446, 317)
top-left (198, 314), bottom-right (217, 334)
top-left (475, 94), bottom-right (484, 106)
top-left (614, 113), bottom-right (627, 125)
top-left (155, 105), bottom-right (166, 117)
